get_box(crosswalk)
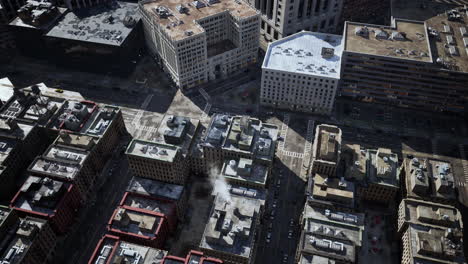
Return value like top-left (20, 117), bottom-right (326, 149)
top-left (458, 144), bottom-right (468, 187)
top-left (202, 103), bottom-right (212, 120)
top-left (304, 120), bottom-right (315, 155)
top-left (278, 114), bottom-right (290, 151)
top-left (282, 150), bottom-right (304, 158)
top-left (199, 88), bottom-right (211, 101)
top-left (136, 125), bottom-right (158, 134)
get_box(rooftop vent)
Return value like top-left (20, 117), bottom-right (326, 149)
top-left (444, 25), bottom-right (452, 33)
top-left (355, 26), bottom-right (369, 37)
top-left (449, 46), bottom-right (459, 56)
top-left (185, 30), bottom-right (193, 36)
top-left (446, 35), bottom-right (455, 45)
top-left (391, 31), bottom-right (406, 41)
top-left (176, 4), bottom-right (188, 13)
top-left (321, 47), bottom-right (334, 58)
top-left (460, 27), bottom-right (468, 37)
top-left (192, 0), bottom-right (206, 8)
top-left (375, 29), bottom-right (388, 39)
top-left (153, 6), bottom-right (172, 18)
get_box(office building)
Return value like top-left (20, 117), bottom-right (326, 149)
top-left (108, 206), bottom-right (170, 248)
top-left (163, 250), bottom-right (224, 264)
top-left (140, 0), bottom-right (259, 89)
top-left (401, 224), bottom-right (465, 264)
top-left (311, 124), bottom-right (341, 176)
top-left (261, 31), bottom-right (342, 114)
top-left (10, 175), bottom-right (81, 234)
top-left (340, 16), bottom-right (468, 113)
top-left (203, 114), bottom-right (278, 169)
top-left (221, 158), bottom-right (269, 189)
top-left (199, 185), bottom-right (265, 264)
top-left (251, 0), bottom-right (343, 44)
top-left (126, 176), bottom-right (188, 221)
top-left (45, 1), bottom-right (143, 74)
top-left (358, 148), bottom-right (399, 204)
top-left (0, 216), bottom-right (56, 264)
top-left (341, 143), bottom-right (366, 181)
top-left (307, 172), bottom-right (355, 210)
top-left (397, 199), bottom-right (463, 235)
top-left (126, 139), bottom-right (187, 184)
top-left (87, 234), bottom-right (168, 264)
top-left (402, 156), bottom-right (457, 205)
top-left (295, 204), bottom-right (364, 263)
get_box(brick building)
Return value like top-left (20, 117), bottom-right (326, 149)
top-left (10, 175), bottom-right (81, 234)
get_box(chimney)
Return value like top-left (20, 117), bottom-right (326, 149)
top-left (59, 130), bottom-right (71, 141)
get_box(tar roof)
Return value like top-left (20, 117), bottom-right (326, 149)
top-left (127, 139), bottom-right (178, 162)
top-left (111, 207), bottom-right (162, 237)
top-left (263, 31), bottom-right (343, 79)
top-left (29, 157), bottom-right (81, 180)
top-left (46, 1), bottom-right (141, 46)
top-left (401, 199), bottom-right (463, 229)
top-left (127, 176), bottom-right (184, 200)
top-left (221, 158), bottom-right (268, 186)
top-left (141, 0), bottom-right (257, 41)
top-left (367, 148), bottom-right (399, 187)
top-left (314, 124), bottom-right (341, 163)
top-left (344, 19), bottom-right (432, 63)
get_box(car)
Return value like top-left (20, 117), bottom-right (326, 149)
top-left (271, 201), bottom-right (277, 208)
top-left (55, 89), bottom-right (64, 93)
top-left (282, 254), bottom-right (288, 263)
top-left (266, 232), bottom-right (271, 243)
top-left (289, 219), bottom-right (294, 226)
top-left (288, 230), bottom-right (293, 238)
top-left (276, 180), bottom-right (281, 187)
top-left (266, 111), bottom-right (273, 115)
top-left (268, 222), bottom-right (273, 230)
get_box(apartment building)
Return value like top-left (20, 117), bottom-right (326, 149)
top-left (200, 185), bottom-right (266, 264)
top-left (340, 16), bottom-right (468, 113)
top-left (311, 124), bottom-right (341, 176)
top-left (11, 175), bottom-right (81, 234)
top-left (107, 206), bottom-right (170, 248)
top-left (261, 31), bottom-right (342, 114)
top-left (397, 199), bottom-right (463, 235)
top-left (163, 250), bottom-right (224, 264)
top-left (126, 139), bottom-right (187, 184)
top-left (221, 158), bottom-right (269, 189)
top-left (402, 156), bottom-right (457, 205)
top-left (249, 0), bottom-right (343, 44)
top-left (0, 216), bottom-right (56, 264)
top-left (88, 234), bottom-right (168, 264)
top-left (295, 204), bottom-right (364, 263)
top-left (203, 114), bottom-right (278, 170)
top-left (126, 176), bottom-right (188, 221)
top-left (140, 0), bottom-right (259, 89)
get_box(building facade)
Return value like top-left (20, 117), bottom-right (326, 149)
top-left (140, 0), bottom-right (259, 89)
top-left (261, 31), bottom-right (342, 114)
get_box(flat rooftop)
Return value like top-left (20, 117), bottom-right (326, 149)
top-left (300, 255), bottom-right (336, 264)
top-left (156, 115), bottom-right (199, 155)
top-left (84, 105), bottom-right (119, 136)
top-left (28, 157), bottom-right (81, 180)
top-left (0, 137), bottom-right (17, 164)
top-left (110, 207), bottom-right (162, 238)
top-left (221, 158), bottom-right (268, 186)
top-left (400, 198), bottom-right (463, 230)
top-left (367, 148), bottom-right (399, 187)
top-left (48, 100), bottom-right (97, 132)
top-left (127, 176), bottom-right (185, 201)
top-left (90, 235), bottom-right (167, 264)
top-left (55, 132), bottom-right (98, 150)
top-left (341, 144), bottom-right (367, 181)
top-left (263, 31), bottom-right (343, 79)
top-left (141, 0), bottom-right (257, 41)
top-left (0, 217), bottom-right (48, 264)
top-left (9, 1), bottom-right (66, 30)
top-left (407, 224), bottom-right (465, 263)
top-left (299, 233), bottom-right (355, 263)
top-left (43, 144), bottom-right (89, 166)
top-left (0, 119), bottom-right (35, 141)
top-left (46, 1), bottom-right (141, 46)
top-left (310, 173), bottom-right (355, 207)
top-left (344, 19), bottom-right (432, 63)
top-left (200, 186), bottom-right (265, 259)
top-left (126, 139), bottom-right (178, 162)
top-left (0, 78), bottom-right (14, 103)
top-left (12, 175), bottom-right (69, 215)
top-left (314, 124), bottom-right (341, 163)
top-left (123, 194), bottom-right (174, 216)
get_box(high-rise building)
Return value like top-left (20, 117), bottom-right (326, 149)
top-left (10, 175), bottom-right (81, 234)
top-left (311, 124), bottom-right (341, 176)
top-left (0, 216), bottom-right (57, 264)
top-left (340, 16), bottom-right (468, 113)
top-left (199, 185), bottom-right (266, 264)
top-left (261, 31), bottom-right (342, 114)
top-left (87, 234), bottom-right (168, 264)
top-left (248, 0), bottom-right (343, 44)
top-left (221, 157), bottom-right (269, 189)
top-left (295, 204), bottom-right (364, 263)
top-left (139, 0), bottom-right (259, 89)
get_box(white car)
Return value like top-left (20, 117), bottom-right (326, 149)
top-left (266, 232), bottom-right (272, 243)
top-left (288, 230), bottom-right (293, 239)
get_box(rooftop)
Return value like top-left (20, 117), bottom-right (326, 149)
top-left (126, 176), bottom-right (185, 201)
top-left (0, 78), bottom-right (15, 103)
top-left (263, 31), bottom-right (343, 78)
top-left (46, 1), bottom-right (141, 46)
top-left (407, 224), bottom-right (465, 263)
top-left (126, 139), bottom-right (179, 162)
top-left (221, 158), bottom-right (268, 187)
top-left (310, 173), bottom-right (355, 208)
top-left (122, 194), bottom-right (174, 216)
top-left (141, 0), bottom-right (257, 41)
top-left (9, 0), bottom-right (66, 30)
top-left (90, 235), bottom-right (167, 264)
top-left (55, 131), bottom-right (98, 150)
top-left (0, 217), bottom-right (48, 264)
top-left (314, 124), bottom-right (342, 163)
top-left (28, 157), bottom-right (81, 180)
top-left (341, 144), bottom-right (367, 181)
top-left (48, 100), bottom-right (97, 132)
top-left (298, 233), bottom-right (356, 263)
top-left (84, 105), bottom-right (119, 136)
top-left (0, 118), bottom-right (35, 141)
top-left (400, 198), bottom-right (463, 230)
top-left (156, 115), bottom-right (199, 155)
top-left (200, 186), bottom-right (265, 259)
top-left (110, 207), bottom-right (162, 238)
top-left (367, 148), bottom-right (399, 187)
top-left (344, 19), bottom-right (432, 63)
top-left (12, 175), bottom-right (69, 215)
top-left (42, 144), bottom-right (89, 166)
top-left (300, 255), bottom-right (336, 264)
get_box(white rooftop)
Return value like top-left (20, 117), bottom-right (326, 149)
top-left (263, 31), bottom-right (343, 79)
